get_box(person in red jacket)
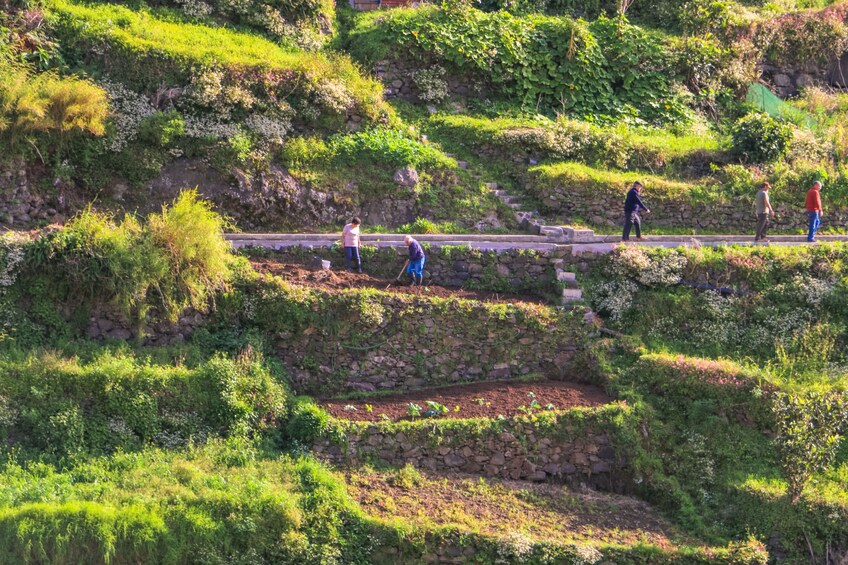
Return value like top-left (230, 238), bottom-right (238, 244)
top-left (805, 181), bottom-right (823, 242)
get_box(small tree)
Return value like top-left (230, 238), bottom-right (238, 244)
top-left (773, 390), bottom-right (848, 503)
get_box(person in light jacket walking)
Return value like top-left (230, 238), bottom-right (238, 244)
top-left (341, 217), bottom-right (362, 273)
top-left (754, 182), bottom-right (774, 242)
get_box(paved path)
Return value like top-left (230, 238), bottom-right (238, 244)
top-left (225, 232), bottom-right (848, 253)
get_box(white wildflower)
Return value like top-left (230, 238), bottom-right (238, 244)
top-left (99, 79), bottom-right (156, 152)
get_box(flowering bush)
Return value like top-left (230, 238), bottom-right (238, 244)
top-left (412, 66), bottom-right (449, 103)
top-left (606, 245), bottom-right (686, 286)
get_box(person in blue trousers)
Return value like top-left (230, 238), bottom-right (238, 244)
top-left (404, 235), bottom-right (425, 286)
top-left (805, 181), bottom-right (823, 242)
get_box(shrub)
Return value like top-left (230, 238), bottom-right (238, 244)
top-left (349, 7), bottom-right (686, 124)
top-left (18, 190), bottom-right (234, 329)
top-left (773, 390), bottom-right (848, 503)
top-left (0, 350), bottom-right (287, 454)
top-left (330, 128), bottom-right (452, 169)
top-left (0, 65), bottom-right (108, 160)
top-left (731, 112), bottom-right (793, 163)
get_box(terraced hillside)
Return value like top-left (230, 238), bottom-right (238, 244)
top-left (2, 0), bottom-right (848, 563)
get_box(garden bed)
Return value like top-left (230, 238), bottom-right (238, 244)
top-left (252, 259), bottom-right (549, 304)
top-left (322, 380), bottom-right (612, 421)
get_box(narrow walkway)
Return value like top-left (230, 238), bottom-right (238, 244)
top-left (226, 232), bottom-right (848, 252)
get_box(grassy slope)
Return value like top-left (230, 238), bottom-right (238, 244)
top-left (46, 0), bottom-right (386, 118)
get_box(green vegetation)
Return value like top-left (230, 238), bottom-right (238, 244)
top-left (347, 6), bottom-right (687, 123)
top-left (0, 349), bottom-right (287, 455)
top-left (4, 0), bottom-right (848, 559)
top-left (0, 64), bottom-right (108, 163)
top-left (8, 190), bottom-right (234, 334)
top-left (46, 0), bottom-right (387, 124)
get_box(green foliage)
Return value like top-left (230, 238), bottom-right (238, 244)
top-left (397, 217), bottom-right (464, 234)
top-left (731, 112), bottom-right (793, 163)
top-left (330, 128), bottom-right (452, 169)
top-left (147, 189), bottom-right (235, 321)
top-left (137, 110), bottom-right (185, 148)
top-left (18, 190), bottom-right (234, 329)
top-left (126, 0), bottom-right (334, 50)
top-left (430, 113), bottom-right (722, 174)
top-left (773, 390), bottom-right (848, 503)
top-left (348, 7), bottom-right (687, 124)
top-left (46, 0), bottom-right (387, 124)
top-left (0, 349), bottom-right (287, 455)
top-left (0, 446), bottom-right (378, 564)
top-left (0, 64), bottom-right (108, 160)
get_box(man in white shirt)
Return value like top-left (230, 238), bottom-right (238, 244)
top-left (341, 217), bottom-right (362, 273)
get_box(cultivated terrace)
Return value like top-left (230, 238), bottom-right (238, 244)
top-left (1, 0), bottom-right (848, 563)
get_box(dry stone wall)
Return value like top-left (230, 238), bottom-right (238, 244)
top-left (0, 161), bottom-right (71, 228)
top-left (535, 185), bottom-right (848, 233)
top-left (314, 411), bottom-right (631, 491)
top-left (263, 245), bottom-right (565, 295)
top-left (374, 58), bottom-right (490, 102)
top-left (273, 292), bottom-right (584, 396)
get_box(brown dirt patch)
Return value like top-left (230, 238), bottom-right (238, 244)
top-left (322, 380), bottom-right (613, 421)
top-left (347, 470), bottom-right (694, 549)
top-left (250, 259), bottom-right (548, 305)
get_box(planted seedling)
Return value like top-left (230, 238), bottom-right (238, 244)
top-left (365, 404), bottom-right (373, 413)
top-left (407, 402), bottom-right (422, 418)
top-left (473, 398), bottom-right (485, 406)
top-left (425, 400), bottom-right (449, 417)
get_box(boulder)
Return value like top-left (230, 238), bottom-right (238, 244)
top-left (393, 166), bottom-right (420, 189)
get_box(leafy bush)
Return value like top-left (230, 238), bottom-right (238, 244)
top-left (330, 128), bottom-right (452, 169)
top-left (18, 190), bottom-right (234, 329)
top-left (773, 390), bottom-right (848, 503)
top-left (0, 349), bottom-right (287, 454)
top-left (731, 112), bottom-right (793, 163)
top-left (0, 64), bottom-right (108, 160)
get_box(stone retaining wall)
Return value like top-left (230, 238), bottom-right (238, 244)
top-left (84, 308), bottom-right (202, 346)
top-left (314, 412), bottom-right (630, 490)
top-left (257, 245), bottom-right (565, 295)
top-left (271, 291), bottom-right (584, 395)
top-left (0, 161), bottom-right (71, 228)
top-left (536, 185), bottom-right (848, 233)
top-left (374, 58), bottom-right (490, 102)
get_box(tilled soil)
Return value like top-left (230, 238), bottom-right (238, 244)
top-left (250, 259), bottom-right (548, 305)
top-left (347, 471), bottom-right (690, 549)
top-left (322, 380), bottom-right (613, 422)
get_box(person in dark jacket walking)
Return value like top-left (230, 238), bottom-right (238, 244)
top-left (622, 182), bottom-right (650, 241)
top-left (404, 235), bottom-right (426, 286)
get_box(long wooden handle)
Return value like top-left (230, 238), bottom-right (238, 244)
top-left (396, 259), bottom-right (410, 281)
